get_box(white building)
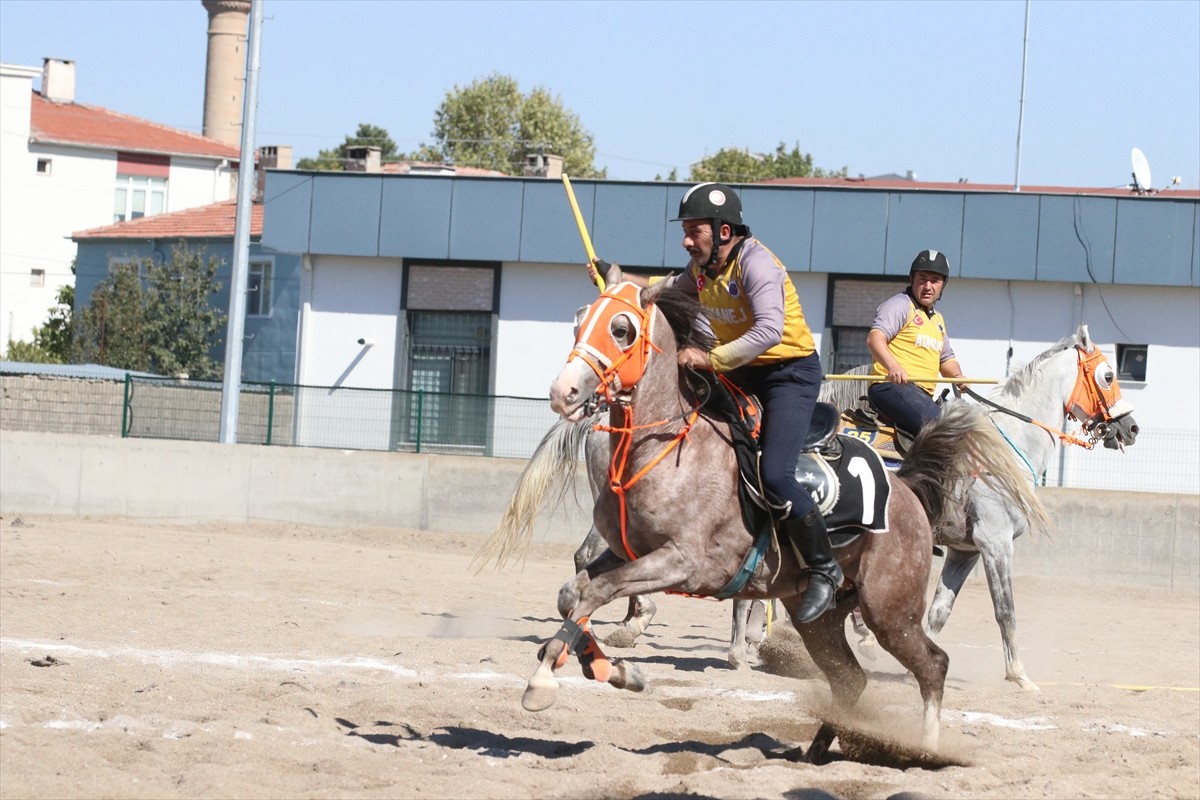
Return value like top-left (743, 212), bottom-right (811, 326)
top-left (0, 58), bottom-right (240, 354)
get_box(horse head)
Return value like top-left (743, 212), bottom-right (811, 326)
top-left (1071, 325), bottom-right (1139, 450)
top-left (549, 265), bottom-right (674, 421)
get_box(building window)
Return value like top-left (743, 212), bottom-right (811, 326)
top-left (827, 277), bottom-right (907, 374)
top-left (113, 175), bottom-right (167, 223)
top-left (36, 158), bottom-right (51, 175)
top-left (247, 259), bottom-right (272, 317)
top-left (1116, 344), bottom-right (1147, 382)
top-left (30, 269), bottom-right (45, 287)
top-left (399, 263), bottom-right (498, 451)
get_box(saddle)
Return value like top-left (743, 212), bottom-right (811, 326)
top-left (683, 371), bottom-right (892, 599)
top-left (836, 387), bottom-right (955, 466)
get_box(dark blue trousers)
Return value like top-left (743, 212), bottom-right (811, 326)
top-left (728, 353), bottom-right (822, 520)
top-left (867, 381), bottom-right (939, 437)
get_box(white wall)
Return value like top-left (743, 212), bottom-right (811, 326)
top-left (294, 255), bottom-right (403, 450)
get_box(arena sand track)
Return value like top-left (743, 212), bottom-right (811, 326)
top-left (0, 517), bottom-right (1196, 800)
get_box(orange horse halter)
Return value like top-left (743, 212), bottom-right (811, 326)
top-left (568, 281), bottom-right (698, 561)
top-left (567, 281), bottom-right (660, 402)
top-left (1067, 345), bottom-right (1132, 444)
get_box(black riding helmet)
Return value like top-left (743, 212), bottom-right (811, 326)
top-left (910, 249), bottom-right (951, 282)
top-left (672, 183), bottom-right (751, 272)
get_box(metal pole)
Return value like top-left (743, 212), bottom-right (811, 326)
top-left (266, 380), bottom-right (275, 445)
top-left (1013, 0), bottom-right (1031, 191)
top-left (121, 373), bottom-right (131, 437)
top-left (219, 0), bottom-right (263, 444)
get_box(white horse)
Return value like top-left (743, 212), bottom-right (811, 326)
top-left (838, 324), bottom-right (1139, 690)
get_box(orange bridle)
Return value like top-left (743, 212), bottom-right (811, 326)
top-left (1067, 345), bottom-right (1134, 443)
top-left (567, 281), bottom-right (661, 402)
top-left (568, 281), bottom-right (697, 561)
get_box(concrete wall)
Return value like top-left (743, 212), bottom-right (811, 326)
top-left (1, 430), bottom-right (1195, 592)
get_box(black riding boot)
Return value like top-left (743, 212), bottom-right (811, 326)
top-left (783, 509), bottom-right (844, 624)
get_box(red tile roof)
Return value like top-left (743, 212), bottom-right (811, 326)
top-left (72, 200), bottom-right (260, 241)
top-left (30, 91), bottom-right (240, 160)
top-left (758, 175), bottom-right (1200, 199)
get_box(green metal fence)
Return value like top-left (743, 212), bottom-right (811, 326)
top-left (1, 369), bottom-right (1196, 493)
top-left (118, 375), bottom-right (561, 458)
top-left (0, 371), bottom-right (558, 459)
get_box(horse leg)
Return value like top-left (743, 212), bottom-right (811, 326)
top-left (728, 599), bottom-right (752, 669)
top-left (849, 607), bottom-right (878, 662)
top-left (780, 594), bottom-right (862, 764)
top-left (977, 533), bottom-right (1039, 692)
top-left (619, 592), bottom-right (657, 642)
top-left (925, 548), bottom-right (981, 637)
top-left (860, 600), bottom-right (948, 752)
top-left (525, 545), bottom-right (689, 711)
top-left (728, 599), bottom-right (768, 668)
top-left (573, 525), bottom-right (607, 573)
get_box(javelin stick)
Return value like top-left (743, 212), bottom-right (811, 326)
top-left (825, 374), bottom-right (998, 384)
top-left (561, 174), bottom-right (605, 292)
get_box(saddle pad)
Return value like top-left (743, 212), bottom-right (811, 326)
top-left (795, 434), bottom-right (891, 533)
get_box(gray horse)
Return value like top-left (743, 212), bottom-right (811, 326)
top-left (478, 269), bottom-right (1046, 758)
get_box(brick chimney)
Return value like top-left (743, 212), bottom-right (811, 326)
top-left (258, 145), bottom-right (293, 170)
top-left (345, 146), bottom-right (382, 173)
top-left (41, 58), bottom-right (75, 103)
top-left (523, 151), bottom-right (563, 179)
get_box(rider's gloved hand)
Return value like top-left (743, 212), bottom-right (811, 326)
top-left (590, 257), bottom-right (616, 287)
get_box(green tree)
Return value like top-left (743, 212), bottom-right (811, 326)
top-left (74, 261), bottom-right (150, 370)
top-left (74, 243), bottom-right (226, 379)
top-left (4, 280), bottom-right (75, 364)
top-left (297, 123), bottom-right (399, 171)
top-left (416, 73), bottom-right (604, 177)
top-left (143, 244), bottom-right (227, 380)
top-left (690, 141), bottom-right (848, 183)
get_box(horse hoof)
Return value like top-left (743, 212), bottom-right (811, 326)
top-left (521, 684), bottom-right (558, 712)
top-left (608, 660), bottom-right (645, 693)
top-left (1016, 678), bottom-right (1041, 693)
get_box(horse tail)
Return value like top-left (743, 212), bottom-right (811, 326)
top-left (471, 416), bottom-right (592, 574)
top-left (819, 363), bottom-right (872, 412)
top-left (898, 400), bottom-right (1050, 538)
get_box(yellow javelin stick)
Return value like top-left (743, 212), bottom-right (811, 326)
top-left (561, 174), bottom-right (605, 292)
top-left (825, 374), bottom-right (999, 384)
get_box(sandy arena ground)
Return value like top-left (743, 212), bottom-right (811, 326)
top-left (0, 516), bottom-right (1197, 800)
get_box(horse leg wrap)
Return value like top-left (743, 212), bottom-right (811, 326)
top-left (555, 616), bottom-right (611, 683)
top-left (547, 617), bottom-right (587, 670)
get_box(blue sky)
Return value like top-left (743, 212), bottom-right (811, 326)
top-left (2, 0), bottom-right (1197, 189)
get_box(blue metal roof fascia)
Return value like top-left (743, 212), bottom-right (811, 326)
top-left (261, 173), bottom-right (1199, 287)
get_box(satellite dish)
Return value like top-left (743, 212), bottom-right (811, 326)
top-left (1131, 147), bottom-right (1152, 193)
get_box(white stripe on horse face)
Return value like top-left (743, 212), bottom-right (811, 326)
top-left (577, 296), bottom-right (614, 350)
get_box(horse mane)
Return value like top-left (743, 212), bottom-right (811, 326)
top-left (993, 334), bottom-right (1077, 401)
top-left (651, 283), bottom-right (717, 353)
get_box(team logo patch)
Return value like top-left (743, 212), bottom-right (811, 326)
top-left (728, 280), bottom-right (739, 297)
top-left (697, 275), bottom-right (706, 291)
top-left (913, 315), bottom-right (925, 327)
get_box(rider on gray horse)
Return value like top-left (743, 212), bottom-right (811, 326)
top-left (607, 182), bottom-right (842, 623)
top-left (866, 249), bottom-right (969, 436)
